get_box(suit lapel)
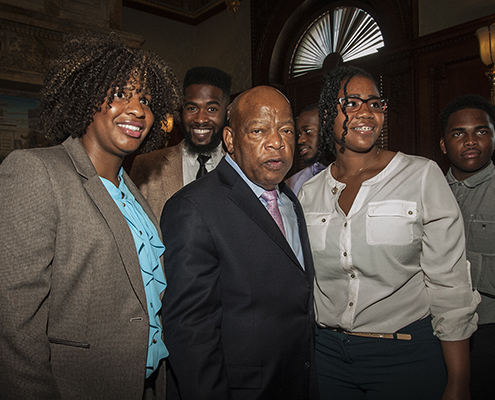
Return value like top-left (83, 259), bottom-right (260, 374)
top-left (63, 137), bottom-right (147, 311)
top-left (124, 169), bottom-right (160, 231)
top-left (218, 160), bottom-right (303, 270)
top-left (162, 141), bottom-right (184, 198)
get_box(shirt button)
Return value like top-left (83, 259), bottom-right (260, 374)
top-left (139, 231), bottom-right (142, 235)
top-left (350, 274), bottom-right (355, 279)
top-left (482, 224), bottom-right (487, 229)
top-left (122, 203), bottom-right (125, 207)
top-left (344, 222), bottom-right (347, 227)
top-left (349, 302), bottom-right (354, 306)
top-left (304, 361), bottom-right (310, 369)
top-left (408, 210), bottom-right (413, 215)
top-left (150, 302), bottom-right (153, 308)
top-left (321, 218), bottom-right (326, 223)
top-left (152, 339), bottom-right (157, 344)
top-left (343, 252), bottom-right (347, 257)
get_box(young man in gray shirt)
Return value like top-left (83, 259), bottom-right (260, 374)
top-left (440, 94), bottom-right (495, 400)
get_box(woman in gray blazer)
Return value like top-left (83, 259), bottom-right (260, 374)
top-left (0, 33), bottom-right (181, 399)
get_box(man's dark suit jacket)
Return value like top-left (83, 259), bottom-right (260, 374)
top-left (161, 157), bottom-right (318, 400)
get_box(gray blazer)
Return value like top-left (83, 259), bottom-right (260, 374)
top-left (0, 137), bottom-right (165, 399)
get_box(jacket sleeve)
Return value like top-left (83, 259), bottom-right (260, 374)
top-left (0, 151), bottom-right (62, 399)
top-left (160, 193), bottom-right (233, 400)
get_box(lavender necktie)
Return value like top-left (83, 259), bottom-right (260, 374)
top-left (261, 190), bottom-right (286, 237)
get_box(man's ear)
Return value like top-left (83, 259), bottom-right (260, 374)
top-left (439, 137), bottom-right (447, 155)
top-left (223, 126), bottom-right (234, 155)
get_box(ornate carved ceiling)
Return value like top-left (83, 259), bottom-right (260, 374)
top-left (123, 0), bottom-right (227, 25)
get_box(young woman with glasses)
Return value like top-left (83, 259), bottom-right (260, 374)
top-left (299, 66), bottom-right (479, 400)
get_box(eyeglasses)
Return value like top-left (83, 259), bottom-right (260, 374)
top-left (338, 97), bottom-right (388, 113)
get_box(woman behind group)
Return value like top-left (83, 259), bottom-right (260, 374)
top-left (299, 66), bottom-right (480, 400)
top-left (0, 33), bottom-right (181, 399)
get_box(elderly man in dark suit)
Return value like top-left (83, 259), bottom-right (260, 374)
top-left (160, 85), bottom-right (318, 400)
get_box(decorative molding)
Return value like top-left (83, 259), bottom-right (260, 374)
top-left (416, 32), bottom-right (477, 56)
top-left (0, 4), bottom-right (144, 88)
top-left (0, 18), bottom-right (65, 42)
top-left (0, 19), bottom-right (63, 85)
top-left (123, 0), bottom-right (226, 25)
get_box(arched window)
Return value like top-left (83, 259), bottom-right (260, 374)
top-left (290, 6), bottom-right (385, 79)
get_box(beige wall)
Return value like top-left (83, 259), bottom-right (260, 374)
top-left (419, 0), bottom-right (494, 36)
top-left (122, 0), bottom-right (252, 94)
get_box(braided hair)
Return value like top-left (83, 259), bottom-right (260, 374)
top-left (39, 32), bottom-right (182, 153)
top-left (317, 66), bottom-right (376, 159)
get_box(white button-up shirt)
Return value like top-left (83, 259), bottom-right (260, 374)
top-left (299, 152), bottom-right (479, 340)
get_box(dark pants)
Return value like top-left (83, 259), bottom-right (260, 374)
top-left (470, 323), bottom-right (495, 400)
top-left (315, 317), bottom-right (447, 400)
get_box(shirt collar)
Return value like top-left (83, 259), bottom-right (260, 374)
top-left (446, 161), bottom-right (495, 188)
top-left (99, 167), bottom-right (124, 197)
top-left (225, 154), bottom-right (282, 201)
top-left (182, 142), bottom-right (223, 163)
top-left (312, 162), bottom-right (327, 175)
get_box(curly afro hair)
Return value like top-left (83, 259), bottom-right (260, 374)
top-left (439, 94), bottom-right (495, 134)
top-left (39, 32), bottom-right (182, 153)
top-left (317, 66), bottom-right (377, 159)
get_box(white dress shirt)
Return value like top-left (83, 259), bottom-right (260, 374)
top-left (299, 152), bottom-right (479, 340)
top-left (182, 143), bottom-right (224, 186)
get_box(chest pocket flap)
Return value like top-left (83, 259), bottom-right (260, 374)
top-left (305, 213), bottom-right (332, 251)
top-left (367, 200), bottom-right (417, 246)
